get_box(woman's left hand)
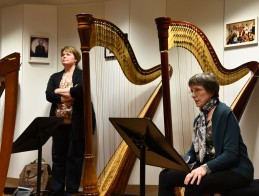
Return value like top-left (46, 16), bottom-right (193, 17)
top-left (184, 166), bottom-right (207, 185)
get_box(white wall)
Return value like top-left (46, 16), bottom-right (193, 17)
top-left (121, 0), bottom-right (167, 184)
top-left (224, 0), bottom-right (259, 179)
top-left (0, 0), bottom-right (259, 188)
top-left (1, 4), bottom-right (58, 178)
top-left (57, 2), bottom-right (105, 69)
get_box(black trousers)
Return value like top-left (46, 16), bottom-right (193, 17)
top-left (158, 168), bottom-right (250, 196)
top-left (49, 124), bottom-right (85, 196)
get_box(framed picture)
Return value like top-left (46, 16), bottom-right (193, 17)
top-left (29, 34), bottom-right (50, 64)
top-left (225, 17), bottom-right (257, 48)
top-left (104, 33), bottom-right (128, 60)
top-left (104, 48), bottom-right (116, 60)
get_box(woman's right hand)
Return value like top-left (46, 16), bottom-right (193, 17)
top-left (184, 166), bottom-right (207, 185)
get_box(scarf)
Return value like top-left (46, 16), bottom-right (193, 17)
top-left (192, 97), bottom-right (219, 163)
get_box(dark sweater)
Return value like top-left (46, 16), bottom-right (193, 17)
top-left (187, 101), bottom-right (254, 181)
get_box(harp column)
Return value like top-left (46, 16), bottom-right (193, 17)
top-left (155, 17), bottom-right (173, 145)
top-left (77, 14), bottom-right (99, 196)
top-left (156, 16), bottom-right (183, 196)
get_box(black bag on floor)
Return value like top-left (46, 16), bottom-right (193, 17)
top-left (12, 186), bottom-right (34, 196)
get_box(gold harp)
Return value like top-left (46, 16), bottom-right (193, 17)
top-left (0, 52), bottom-right (20, 195)
top-left (76, 14), bottom-right (165, 195)
top-left (155, 17), bottom-right (259, 137)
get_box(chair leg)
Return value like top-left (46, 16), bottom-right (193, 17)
top-left (174, 187), bottom-right (183, 196)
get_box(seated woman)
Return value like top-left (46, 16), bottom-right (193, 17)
top-left (158, 72), bottom-right (254, 196)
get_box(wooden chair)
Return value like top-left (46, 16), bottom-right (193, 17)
top-left (225, 179), bottom-right (259, 196)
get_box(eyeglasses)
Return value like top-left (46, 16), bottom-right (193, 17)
top-left (189, 88), bottom-right (205, 96)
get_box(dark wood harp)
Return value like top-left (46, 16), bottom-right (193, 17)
top-left (0, 52), bottom-right (20, 195)
top-left (76, 14), bottom-right (165, 195)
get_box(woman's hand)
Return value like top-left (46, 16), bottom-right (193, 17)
top-left (55, 88), bottom-right (71, 97)
top-left (184, 166), bottom-right (207, 185)
top-left (61, 96), bottom-right (74, 103)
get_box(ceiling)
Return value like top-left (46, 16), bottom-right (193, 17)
top-left (0, 0), bottom-right (107, 8)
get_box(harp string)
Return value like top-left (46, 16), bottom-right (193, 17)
top-left (168, 20), bottom-right (259, 108)
top-left (169, 47), bottom-right (202, 155)
top-left (90, 47), bottom-right (162, 195)
top-left (168, 21), bottom-right (253, 85)
top-left (90, 19), bottom-right (162, 85)
top-left (92, 47), bottom-right (118, 175)
top-left (90, 46), bottom-right (140, 177)
top-left (88, 20), bottom-right (163, 179)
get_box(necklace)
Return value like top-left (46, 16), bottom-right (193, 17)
top-left (63, 72), bottom-right (73, 82)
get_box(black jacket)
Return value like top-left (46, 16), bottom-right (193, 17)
top-left (45, 67), bottom-right (96, 139)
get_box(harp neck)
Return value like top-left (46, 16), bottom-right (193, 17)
top-left (0, 53), bottom-right (20, 76)
top-left (0, 52), bottom-right (20, 195)
top-left (231, 67), bottom-right (259, 121)
top-left (156, 17), bottom-right (259, 84)
top-left (77, 13), bottom-right (162, 85)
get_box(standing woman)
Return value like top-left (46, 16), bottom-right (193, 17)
top-left (158, 72), bottom-right (254, 196)
top-left (46, 46), bottom-right (95, 196)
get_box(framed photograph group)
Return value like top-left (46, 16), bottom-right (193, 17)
top-left (29, 34), bottom-right (50, 64)
top-left (225, 17), bottom-right (257, 48)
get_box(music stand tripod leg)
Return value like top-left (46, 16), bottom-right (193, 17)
top-left (12, 117), bottom-right (65, 196)
top-left (36, 135), bottom-right (43, 196)
top-left (139, 144), bottom-right (146, 196)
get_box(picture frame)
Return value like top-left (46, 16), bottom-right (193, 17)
top-left (29, 34), bottom-right (50, 64)
top-left (104, 48), bottom-right (116, 60)
top-left (224, 17), bottom-right (257, 48)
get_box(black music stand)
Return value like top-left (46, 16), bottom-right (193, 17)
top-left (12, 117), bottom-right (64, 196)
top-left (109, 117), bottom-right (190, 196)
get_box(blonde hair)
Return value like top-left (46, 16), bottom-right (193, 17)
top-left (61, 46), bottom-right (81, 66)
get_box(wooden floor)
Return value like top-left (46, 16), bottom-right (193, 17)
top-left (4, 178), bottom-right (223, 196)
top-left (124, 185), bottom-right (158, 196)
top-left (4, 177), bottom-right (158, 196)
top-left (4, 178), bottom-right (19, 195)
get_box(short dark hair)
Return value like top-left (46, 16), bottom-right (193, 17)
top-left (61, 46), bottom-right (81, 66)
top-left (188, 72), bottom-right (219, 97)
